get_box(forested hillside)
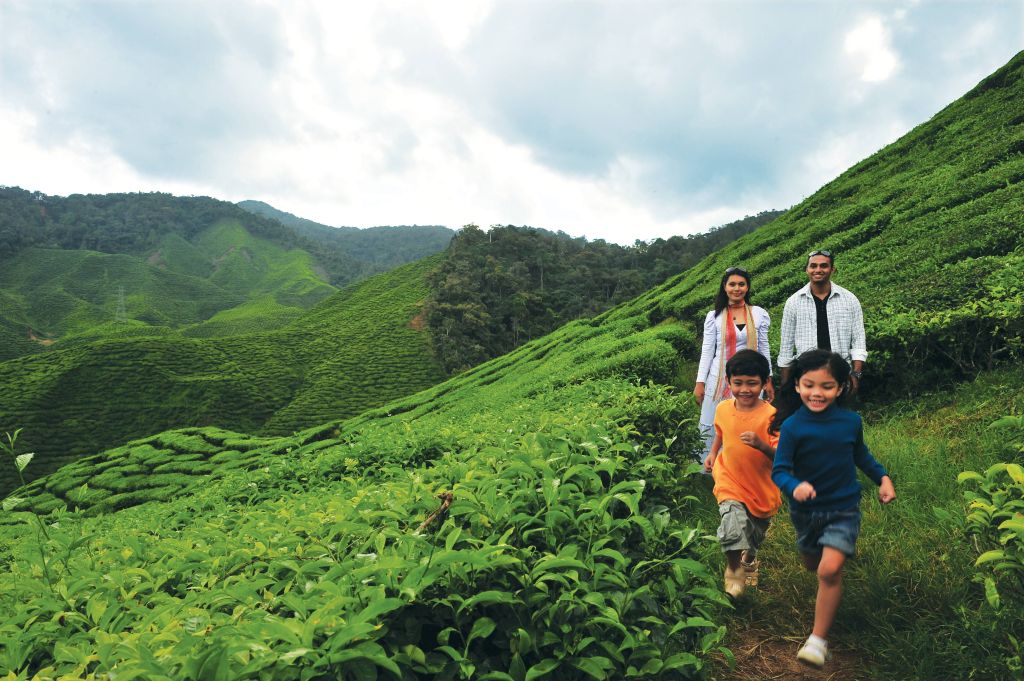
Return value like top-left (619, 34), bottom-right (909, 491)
top-left (0, 191), bottom-right (455, 360)
top-left (238, 199), bottom-right (455, 280)
top-left (3, 51), bottom-right (1024, 681)
top-left (425, 212), bottom-right (782, 372)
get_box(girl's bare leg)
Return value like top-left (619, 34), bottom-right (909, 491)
top-left (811, 547), bottom-right (847, 639)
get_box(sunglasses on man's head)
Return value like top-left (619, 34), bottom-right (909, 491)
top-left (807, 250), bottom-right (832, 258)
top-left (725, 267), bottom-right (750, 276)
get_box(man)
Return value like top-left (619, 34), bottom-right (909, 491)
top-left (778, 250), bottom-right (866, 392)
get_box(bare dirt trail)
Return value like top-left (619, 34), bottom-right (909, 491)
top-left (707, 536), bottom-right (872, 680)
top-left (714, 626), bottom-right (866, 680)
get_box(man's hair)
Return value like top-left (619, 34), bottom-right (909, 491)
top-left (725, 349), bottom-right (770, 382)
top-left (806, 249), bottom-right (835, 266)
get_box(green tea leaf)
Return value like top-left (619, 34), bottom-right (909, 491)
top-left (976, 549), bottom-right (1006, 566)
top-left (467, 616), bottom-right (496, 645)
top-left (457, 590), bottom-right (520, 613)
top-left (2, 496), bottom-right (24, 511)
top-left (572, 656), bottom-right (613, 680)
top-left (525, 658), bottom-right (560, 681)
top-left (984, 576), bottom-right (1001, 610)
top-left (14, 452), bottom-right (34, 472)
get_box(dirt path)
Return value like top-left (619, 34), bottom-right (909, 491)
top-left (27, 329), bottom-right (55, 346)
top-left (707, 542), bottom-right (871, 680)
top-left (714, 626), bottom-right (865, 680)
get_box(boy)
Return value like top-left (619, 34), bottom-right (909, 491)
top-left (703, 349), bottom-right (781, 598)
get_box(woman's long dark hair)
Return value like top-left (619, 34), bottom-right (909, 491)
top-left (770, 349), bottom-right (852, 434)
top-left (713, 268), bottom-right (753, 315)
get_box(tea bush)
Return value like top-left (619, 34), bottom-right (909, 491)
top-left (0, 380), bottom-right (731, 680)
top-left (960, 415), bottom-right (1024, 673)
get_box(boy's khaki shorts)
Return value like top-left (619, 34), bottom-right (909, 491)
top-left (717, 500), bottom-right (771, 553)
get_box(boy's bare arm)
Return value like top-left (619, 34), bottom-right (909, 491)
top-left (704, 433), bottom-right (722, 473)
top-left (739, 431), bottom-right (775, 458)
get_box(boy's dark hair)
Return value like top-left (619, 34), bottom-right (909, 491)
top-left (725, 349), bottom-right (770, 381)
top-left (769, 349), bottom-right (852, 433)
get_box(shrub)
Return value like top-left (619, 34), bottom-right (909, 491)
top-left (959, 415), bottom-right (1024, 673)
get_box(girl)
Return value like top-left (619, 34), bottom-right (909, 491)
top-left (770, 349), bottom-right (895, 669)
top-left (694, 267), bottom-right (774, 462)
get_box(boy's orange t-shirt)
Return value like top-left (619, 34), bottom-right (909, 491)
top-left (712, 399), bottom-right (781, 518)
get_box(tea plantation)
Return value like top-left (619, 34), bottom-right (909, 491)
top-left (2, 51), bottom-right (1024, 680)
top-left (0, 255), bottom-right (446, 496)
top-left (0, 220), bottom-right (339, 359)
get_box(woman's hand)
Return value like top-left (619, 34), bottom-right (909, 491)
top-left (693, 382), bottom-right (705, 404)
top-left (793, 481), bottom-right (816, 502)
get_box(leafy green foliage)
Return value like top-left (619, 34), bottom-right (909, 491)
top-left (960, 416), bottom-right (1024, 673)
top-left (0, 380), bottom-right (730, 680)
top-left (0, 219), bottom-right (337, 358)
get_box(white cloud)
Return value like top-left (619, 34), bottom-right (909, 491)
top-left (844, 15), bottom-right (901, 83)
top-left (796, 119), bottom-right (909, 197)
top-left (0, 1), bottom-right (1020, 245)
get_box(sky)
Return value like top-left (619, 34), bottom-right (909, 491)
top-left (1, 1), bottom-right (1021, 244)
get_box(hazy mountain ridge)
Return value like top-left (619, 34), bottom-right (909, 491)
top-left (237, 199), bottom-right (455, 281)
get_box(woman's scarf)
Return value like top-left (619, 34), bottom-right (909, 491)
top-left (712, 304), bottom-right (758, 402)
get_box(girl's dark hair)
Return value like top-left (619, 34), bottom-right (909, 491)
top-left (713, 268), bottom-right (753, 315)
top-left (770, 349), bottom-right (851, 434)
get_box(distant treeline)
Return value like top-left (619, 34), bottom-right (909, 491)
top-left (425, 211), bottom-right (784, 373)
top-left (0, 188), bottom-right (452, 288)
top-left (0, 188), bottom-right (296, 257)
top-left (237, 200), bottom-right (454, 282)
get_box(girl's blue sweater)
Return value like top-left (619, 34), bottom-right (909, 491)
top-left (771, 404), bottom-right (888, 512)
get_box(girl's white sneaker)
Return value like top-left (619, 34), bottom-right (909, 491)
top-left (796, 637), bottom-right (829, 668)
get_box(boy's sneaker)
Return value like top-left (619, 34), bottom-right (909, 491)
top-left (796, 637), bottom-right (829, 669)
top-left (723, 565), bottom-right (745, 599)
top-left (741, 557), bottom-right (759, 587)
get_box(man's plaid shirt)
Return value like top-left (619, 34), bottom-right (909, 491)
top-left (777, 282), bottom-right (867, 368)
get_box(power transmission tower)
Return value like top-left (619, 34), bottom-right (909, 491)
top-left (115, 286), bottom-right (127, 323)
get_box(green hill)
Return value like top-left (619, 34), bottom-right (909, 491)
top-left (0, 216), bottom-right (338, 360)
top-left (237, 199), bottom-right (455, 275)
top-left (3, 51), bottom-right (1024, 681)
top-left (0, 255), bottom-right (445, 496)
top-left (0, 192), bottom-right (452, 360)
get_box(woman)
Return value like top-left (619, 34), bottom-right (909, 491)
top-left (694, 267), bottom-right (774, 462)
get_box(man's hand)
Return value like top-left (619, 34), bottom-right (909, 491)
top-left (849, 375), bottom-right (860, 395)
top-left (793, 481), bottom-right (816, 502)
top-left (764, 382), bottom-right (775, 403)
top-left (693, 383), bottom-right (705, 404)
